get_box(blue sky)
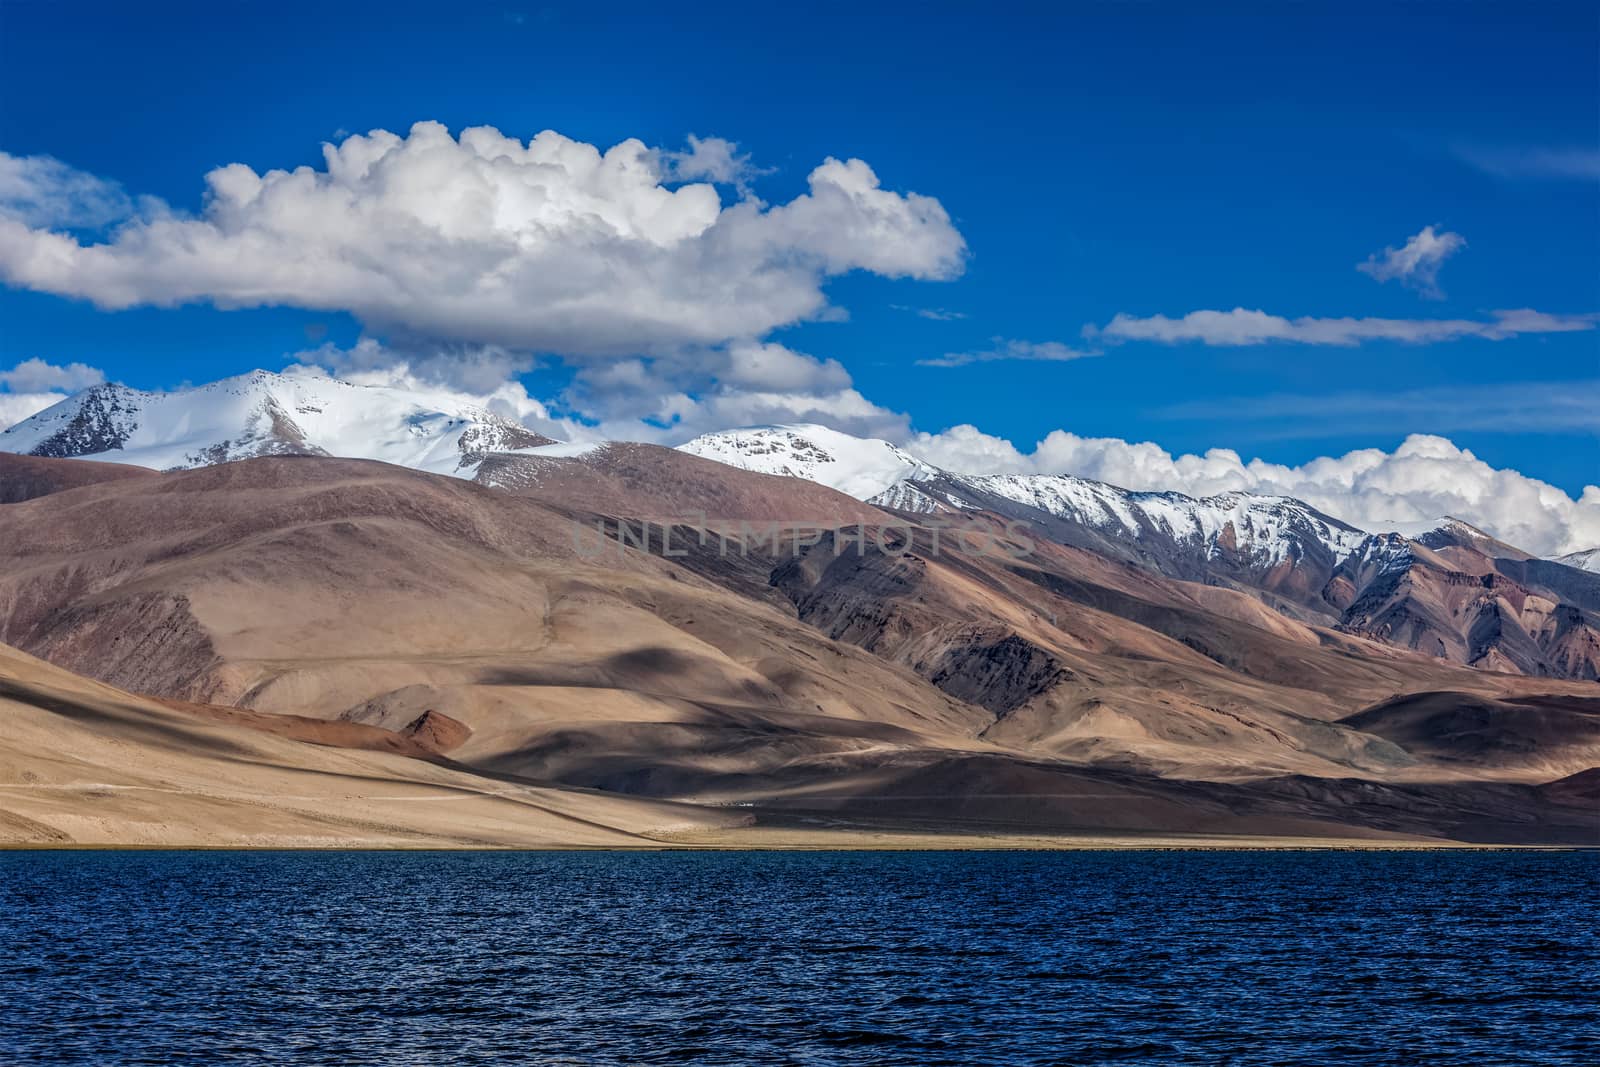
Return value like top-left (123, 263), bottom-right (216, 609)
top-left (0, 2), bottom-right (1596, 501)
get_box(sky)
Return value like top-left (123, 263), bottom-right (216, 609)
top-left (0, 2), bottom-right (1597, 551)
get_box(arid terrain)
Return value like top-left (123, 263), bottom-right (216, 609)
top-left (1, 450), bottom-right (1596, 847)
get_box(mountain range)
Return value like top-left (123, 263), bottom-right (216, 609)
top-left (6, 371), bottom-right (1597, 682)
top-left (1, 371), bottom-right (1596, 847)
top-left (0, 369), bottom-right (556, 477)
top-left (683, 426), bottom-right (1600, 681)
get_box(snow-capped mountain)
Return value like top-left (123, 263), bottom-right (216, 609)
top-left (0, 370), bottom-right (557, 477)
top-left (678, 424), bottom-right (940, 501)
top-left (939, 473), bottom-right (1370, 565)
top-left (1553, 548), bottom-right (1600, 574)
top-left (674, 425), bottom-right (1600, 669)
top-left (5, 381), bottom-right (1596, 678)
top-left (920, 471), bottom-right (1375, 611)
top-left (677, 424), bottom-right (1366, 576)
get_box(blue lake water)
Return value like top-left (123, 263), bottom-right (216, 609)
top-left (1, 850), bottom-right (1596, 1065)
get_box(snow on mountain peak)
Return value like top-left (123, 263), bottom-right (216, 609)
top-left (957, 472), bottom-right (1370, 566)
top-left (0, 368), bottom-right (556, 477)
top-left (676, 425), bottom-right (1539, 573)
top-left (677, 424), bottom-right (938, 501)
top-left (1372, 515), bottom-right (1481, 540)
top-left (1552, 547), bottom-right (1600, 574)
top-left (1348, 530), bottom-right (1417, 576)
top-left (6, 370), bottom-right (1552, 574)
top-left (676, 425), bottom-right (1372, 567)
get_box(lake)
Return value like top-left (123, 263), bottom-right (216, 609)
top-left (2, 850), bottom-right (1595, 1065)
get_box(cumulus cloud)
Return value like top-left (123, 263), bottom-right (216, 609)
top-left (0, 357), bottom-right (105, 393)
top-left (1091, 307), bottom-right (1597, 346)
top-left (0, 124), bottom-right (966, 356)
top-left (289, 336), bottom-right (539, 396)
top-left (718, 340), bottom-right (853, 392)
top-left (274, 332), bottom-right (1598, 555)
top-left (1357, 225), bottom-right (1466, 299)
top-left (660, 135), bottom-right (769, 193)
top-left (285, 339), bottom-right (556, 430)
top-left (655, 385), bottom-right (910, 443)
top-left (0, 357), bottom-right (107, 431)
top-left (285, 336), bottom-right (908, 446)
top-left (0, 153), bottom-right (133, 229)
top-left (906, 425), bottom-right (1599, 556)
top-left (8, 124), bottom-right (1590, 555)
top-left (552, 337), bottom-right (909, 443)
top-left (918, 338), bottom-right (1097, 368)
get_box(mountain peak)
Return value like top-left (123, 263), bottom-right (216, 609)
top-left (1396, 516), bottom-right (1532, 560)
top-left (678, 423), bottom-right (1373, 580)
top-left (678, 424), bottom-right (936, 500)
top-left (0, 370), bottom-right (557, 476)
top-left (1553, 547), bottom-right (1600, 574)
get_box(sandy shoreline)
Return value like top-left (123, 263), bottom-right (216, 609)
top-left (5, 830), bottom-right (1593, 852)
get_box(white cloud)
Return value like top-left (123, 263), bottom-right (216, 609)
top-left (284, 336), bottom-right (907, 446)
top-left (746, 155), bottom-right (965, 279)
top-left (907, 425), bottom-right (1599, 556)
top-left (552, 338), bottom-right (908, 443)
top-left (660, 135), bottom-right (768, 193)
top-left (918, 338), bottom-right (1097, 368)
top-left (0, 357), bottom-right (105, 393)
top-left (8, 124), bottom-right (1590, 556)
top-left (1091, 307), bottom-right (1597, 346)
top-left (289, 336), bottom-right (538, 396)
top-left (905, 422), bottom-right (1034, 473)
top-left (1457, 145), bottom-right (1600, 181)
top-left (0, 154), bottom-right (132, 229)
top-left (718, 340), bottom-right (853, 392)
top-left (285, 339), bottom-right (555, 430)
top-left (891, 305), bottom-right (967, 321)
top-left (0, 392), bottom-right (69, 431)
top-left (0, 124), bottom-right (965, 357)
top-left (1150, 380), bottom-right (1600, 436)
top-left (1357, 225), bottom-right (1465, 299)
top-left (0, 358), bottom-right (107, 432)
top-left (655, 386), bottom-right (910, 444)
top-left (277, 336), bottom-right (1598, 555)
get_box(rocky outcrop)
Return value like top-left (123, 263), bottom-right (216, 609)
top-left (1332, 535), bottom-right (1600, 679)
top-left (23, 384), bottom-right (143, 458)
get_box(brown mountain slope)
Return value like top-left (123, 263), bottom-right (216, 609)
top-left (475, 451), bottom-right (1598, 783)
top-left (476, 441), bottom-right (890, 525)
top-left (0, 455), bottom-right (1000, 793)
top-left (750, 518), bottom-right (1598, 781)
top-left (1, 454), bottom-right (1596, 845)
top-left (1331, 532), bottom-right (1600, 680)
top-left (0, 641), bottom-right (742, 847)
top-left (15, 635), bottom-right (1595, 846)
top-left (896, 478), bottom-right (1600, 682)
top-left (0, 451), bottom-right (156, 503)
top-left (1340, 691), bottom-right (1600, 781)
top-left (885, 471), bottom-right (1367, 626)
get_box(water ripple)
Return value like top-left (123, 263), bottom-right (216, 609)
top-left (1, 850), bottom-right (1596, 1065)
